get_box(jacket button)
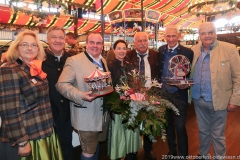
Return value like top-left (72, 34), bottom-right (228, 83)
top-left (55, 59), bottom-right (58, 61)
top-left (60, 100), bottom-right (63, 102)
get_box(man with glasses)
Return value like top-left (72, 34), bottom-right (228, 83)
top-left (42, 26), bottom-right (74, 160)
top-left (126, 32), bottom-right (159, 160)
top-left (158, 25), bottom-right (193, 160)
top-left (56, 32), bottom-right (109, 160)
top-left (190, 22), bottom-right (240, 160)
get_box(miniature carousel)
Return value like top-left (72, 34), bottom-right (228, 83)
top-left (84, 70), bottom-right (113, 96)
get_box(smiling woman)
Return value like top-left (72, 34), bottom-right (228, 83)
top-left (0, 30), bottom-right (63, 160)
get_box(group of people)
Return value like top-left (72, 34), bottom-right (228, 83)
top-left (0, 21), bottom-right (239, 160)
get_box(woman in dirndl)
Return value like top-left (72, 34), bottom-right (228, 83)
top-left (0, 30), bottom-right (63, 160)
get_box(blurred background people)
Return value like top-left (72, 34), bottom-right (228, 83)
top-left (0, 30), bottom-right (63, 160)
top-left (107, 39), bottom-right (142, 160)
top-left (65, 32), bottom-right (84, 55)
top-left (42, 26), bottom-right (73, 160)
top-left (106, 47), bottom-right (115, 64)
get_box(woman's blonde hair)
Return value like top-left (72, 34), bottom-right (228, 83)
top-left (5, 30), bottom-right (46, 61)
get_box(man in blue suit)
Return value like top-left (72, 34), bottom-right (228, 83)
top-left (158, 25), bottom-right (194, 160)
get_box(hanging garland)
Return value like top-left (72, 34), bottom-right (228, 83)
top-left (188, 0), bottom-right (237, 17)
top-left (8, 0), bottom-right (94, 19)
top-left (0, 22), bottom-right (48, 30)
top-left (12, 6), bottom-right (60, 20)
top-left (9, 0), bottom-right (67, 19)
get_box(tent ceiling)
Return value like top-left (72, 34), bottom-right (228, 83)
top-left (0, 0), bottom-right (240, 34)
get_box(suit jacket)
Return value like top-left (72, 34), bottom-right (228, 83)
top-left (189, 41), bottom-right (240, 110)
top-left (159, 44), bottom-right (194, 103)
top-left (42, 49), bottom-right (73, 122)
top-left (126, 49), bottom-right (159, 79)
top-left (56, 51), bottom-right (109, 131)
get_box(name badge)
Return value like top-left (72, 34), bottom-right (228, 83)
top-left (31, 78), bottom-right (37, 84)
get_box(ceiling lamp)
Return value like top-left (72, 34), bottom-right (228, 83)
top-left (188, 0), bottom-right (237, 17)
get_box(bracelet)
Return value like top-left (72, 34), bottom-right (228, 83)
top-left (18, 141), bottom-right (28, 148)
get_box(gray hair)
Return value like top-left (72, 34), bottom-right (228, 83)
top-left (198, 22), bottom-right (216, 33)
top-left (133, 32), bottom-right (148, 42)
top-left (165, 25), bottom-right (180, 34)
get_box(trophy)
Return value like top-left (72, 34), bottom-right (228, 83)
top-left (165, 55), bottom-right (194, 85)
top-left (84, 69), bottom-right (114, 96)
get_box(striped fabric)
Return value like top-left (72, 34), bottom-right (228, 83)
top-left (0, 59), bottom-right (53, 146)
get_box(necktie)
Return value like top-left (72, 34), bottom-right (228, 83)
top-left (139, 54), bottom-right (146, 76)
top-left (169, 49), bottom-right (173, 53)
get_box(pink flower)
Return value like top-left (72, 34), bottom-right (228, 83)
top-left (120, 96), bottom-right (127, 100)
top-left (152, 101), bottom-right (160, 105)
top-left (130, 93), bottom-right (145, 101)
top-left (127, 88), bottom-right (134, 95)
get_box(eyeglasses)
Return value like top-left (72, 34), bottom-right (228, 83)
top-left (50, 36), bottom-right (65, 41)
top-left (19, 43), bottom-right (38, 49)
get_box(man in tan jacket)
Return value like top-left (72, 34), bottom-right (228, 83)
top-left (56, 33), bottom-right (109, 160)
top-left (190, 22), bottom-right (240, 160)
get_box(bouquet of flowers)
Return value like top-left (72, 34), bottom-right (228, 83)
top-left (106, 69), bottom-right (179, 142)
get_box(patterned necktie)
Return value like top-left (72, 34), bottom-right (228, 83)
top-left (169, 49), bottom-right (173, 53)
top-left (93, 60), bottom-right (103, 70)
top-left (139, 54), bottom-right (146, 76)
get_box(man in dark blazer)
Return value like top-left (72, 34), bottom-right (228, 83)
top-left (158, 25), bottom-right (193, 160)
top-left (42, 26), bottom-right (74, 160)
top-left (126, 32), bottom-right (159, 160)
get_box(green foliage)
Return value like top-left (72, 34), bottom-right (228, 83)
top-left (104, 69), bottom-right (179, 142)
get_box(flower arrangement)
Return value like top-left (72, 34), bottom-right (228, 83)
top-left (106, 69), bottom-right (179, 142)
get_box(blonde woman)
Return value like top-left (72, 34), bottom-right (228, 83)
top-left (0, 30), bottom-right (63, 160)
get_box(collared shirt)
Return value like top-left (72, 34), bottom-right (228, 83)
top-left (192, 41), bottom-right (216, 101)
top-left (136, 49), bottom-right (151, 87)
top-left (168, 43), bottom-right (179, 51)
top-left (86, 51), bottom-right (103, 71)
top-left (0, 60), bottom-right (53, 145)
top-left (47, 47), bottom-right (64, 62)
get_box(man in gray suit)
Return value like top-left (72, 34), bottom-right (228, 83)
top-left (56, 33), bottom-right (109, 160)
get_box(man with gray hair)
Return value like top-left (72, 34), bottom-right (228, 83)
top-left (126, 32), bottom-right (159, 160)
top-left (158, 25), bottom-right (193, 160)
top-left (190, 22), bottom-right (240, 160)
